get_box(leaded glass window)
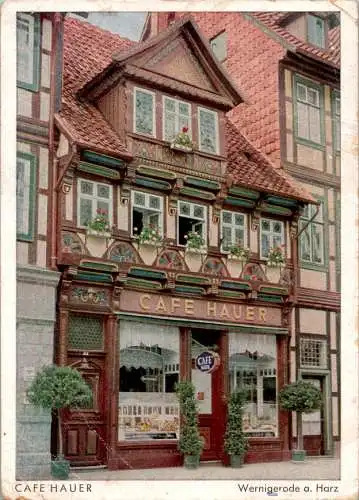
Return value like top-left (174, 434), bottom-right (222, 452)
top-left (77, 179), bottom-right (112, 228)
top-left (17, 13), bottom-right (40, 89)
top-left (296, 79), bottom-right (323, 144)
top-left (299, 202), bottom-right (325, 265)
top-left (300, 338), bottom-right (327, 368)
top-left (134, 88), bottom-right (155, 136)
top-left (307, 14), bottom-right (325, 49)
top-left (16, 152), bottom-right (36, 241)
top-left (221, 210), bottom-right (247, 251)
top-left (163, 97), bottom-right (191, 141)
top-left (260, 218), bottom-right (284, 259)
top-left (68, 315), bottom-right (104, 351)
top-left (131, 190), bottom-right (163, 237)
top-left (198, 107), bottom-right (219, 154)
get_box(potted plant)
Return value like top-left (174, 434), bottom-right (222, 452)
top-left (27, 365), bottom-right (93, 479)
top-left (227, 242), bottom-right (251, 262)
top-left (85, 208), bottom-right (111, 238)
top-left (135, 224), bottom-right (163, 246)
top-left (266, 245), bottom-right (286, 267)
top-left (278, 380), bottom-right (322, 462)
top-left (224, 389), bottom-right (249, 467)
top-left (175, 380), bottom-right (204, 469)
top-left (185, 231), bottom-right (206, 254)
top-left (170, 126), bottom-right (193, 152)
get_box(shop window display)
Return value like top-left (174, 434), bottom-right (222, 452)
top-left (118, 321), bottom-right (180, 441)
top-left (229, 333), bottom-right (278, 437)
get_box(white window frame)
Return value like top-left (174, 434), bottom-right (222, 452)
top-left (260, 218), bottom-right (285, 260)
top-left (295, 77), bottom-right (323, 145)
top-left (131, 190), bottom-right (164, 237)
top-left (300, 338), bottom-right (327, 369)
top-left (198, 106), bottom-right (220, 155)
top-left (220, 210), bottom-right (248, 252)
top-left (162, 96), bottom-right (192, 142)
top-left (299, 202), bottom-right (325, 266)
top-left (17, 13), bottom-right (40, 90)
top-left (77, 179), bottom-right (113, 229)
top-left (133, 87), bottom-right (156, 137)
top-left (17, 151), bottom-right (36, 241)
top-left (177, 200), bottom-right (207, 247)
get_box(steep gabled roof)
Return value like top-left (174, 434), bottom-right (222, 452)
top-left (248, 12), bottom-right (340, 69)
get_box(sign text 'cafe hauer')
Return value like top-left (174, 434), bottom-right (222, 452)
top-left (120, 290), bottom-right (282, 326)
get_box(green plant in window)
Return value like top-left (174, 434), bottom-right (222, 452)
top-left (267, 245), bottom-right (285, 267)
top-left (185, 231), bottom-right (205, 251)
top-left (85, 208), bottom-right (110, 235)
top-left (227, 241), bottom-right (251, 262)
top-left (171, 126), bottom-right (193, 151)
top-left (136, 224), bottom-right (163, 246)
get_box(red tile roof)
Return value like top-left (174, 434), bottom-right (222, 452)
top-left (59, 16), bottom-right (314, 204)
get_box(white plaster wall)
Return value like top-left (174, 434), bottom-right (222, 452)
top-left (332, 396), bottom-right (339, 436)
top-left (42, 19), bottom-right (52, 51)
top-left (40, 92), bottom-right (50, 121)
top-left (330, 312), bottom-right (337, 351)
top-left (65, 190), bottom-right (73, 222)
top-left (331, 354), bottom-right (338, 393)
top-left (40, 54), bottom-right (51, 88)
top-left (57, 134), bottom-right (69, 157)
top-left (36, 240), bottom-right (47, 268)
top-left (39, 147), bottom-right (49, 189)
top-left (299, 308), bottom-right (327, 335)
top-left (17, 242), bottom-right (28, 265)
top-left (37, 194), bottom-right (48, 236)
top-left (17, 141), bottom-right (31, 153)
top-left (300, 268), bottom-right (327, 290)
top-left (17, 89), bottom-right (32, 117)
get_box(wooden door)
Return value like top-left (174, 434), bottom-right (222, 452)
top-left (62, 353), bottom-right (107, 466)
top-left (191, 330), bottom-right (225, 461)
top-left (302, 376), bottom-right (325, 455)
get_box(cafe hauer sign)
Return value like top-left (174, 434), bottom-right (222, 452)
top-left (119, 291), bottom-right (282, 326)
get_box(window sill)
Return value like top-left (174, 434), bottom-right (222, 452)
top-left (299, 261), bottom-right (327, 272)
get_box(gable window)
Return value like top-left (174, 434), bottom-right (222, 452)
top-left (221, 210), bottom-right (247, 251)
top-left (307, 14), bottom-right (326, 49)
top-left (17, 13), bottom-right (40, 90)
top-left (332, 91), bottom-right (340, 152)
top-left (260, 218), bottom-right (284, 259)
top-left (131, 191), bottom-right (163, 237)
top-left (134, 88), bottom-right (155, 137)
top-left (299, 202), bottom-right (325, 266)
top-left (210, 31), bottom-right (227, 62)
top-left (177, 201), bottom-right (207, 247)
top-left (163, 97), bottom-right (191, 142)
top-left (77, 179), bottom-right (112, 228)
top-left (17, 151), bottom-right (36, 241)
top-left (295, 77), bottom-right (323, 145)
top-left (198, 107), bottom-right (219, 154)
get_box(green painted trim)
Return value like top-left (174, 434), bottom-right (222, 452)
top-left (257, 293), bottom-right (283, 303)
top-left (128, 268), bottom-right (167, 280)
top-left (331, 89), bottom-right (340, 162)
top-left (293, 74), bottom-right (325, 148)
top-left (258, 286), bottom-right (288, 295)
top-left (179, 187), bottom-right (216, 201)
top-left (265, 196), bottom-right (299, 208)
top-left (82, 150), bottom-right (125, 169)
top-left (16, 151), bottom-right (37, 242)
top-left (118, 312), bottom-right (288, 335)
top-left (261, 203), bottom-right (293, 216)
top-left (176, 274), bottom-right (211, 285)
top-left (78, 161), bottom-right (121, 179)
top-left (299, 194), bottom-right (328, 270)
top-left (126, 278), bottom-right (162, 290)
top-left (221, 281), bottom-right (251, 291)
top-left (185, 176), bottom-right (221, 191)
top-left (17, 14), bottom-right (40, 92)
top-left (217, 290), bottom-right (246, 299)
top-left (174, 286), bottom-right (205, 295)
top-left (135, 177), bottom-right (172, 191)
top-left (77, 272), bottom-right (113, 283)
top-left (228, 186), bottom-right (260, 200)
top-left (224, 197), bottom-right (256, 208)
top-left (136, 166), bottom-right (177, 180)
top-left (80, 261), bottom-right (118, 272)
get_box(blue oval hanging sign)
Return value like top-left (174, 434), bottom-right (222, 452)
top-left (195, 351), bottom-right (220, 373)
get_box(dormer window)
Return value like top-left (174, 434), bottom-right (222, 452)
top-left (163, 97), bottom-right (191, 142)
top-left (307, 14), bottom-right (326, 48)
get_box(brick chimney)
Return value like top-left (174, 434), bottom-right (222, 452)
top-left (141, 12), bottom-right (177, 41)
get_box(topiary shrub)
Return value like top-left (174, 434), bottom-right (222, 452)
top-left (279, 380), bottom-right (322, 456)
top-left (224, 389), bottom-right (249, 464)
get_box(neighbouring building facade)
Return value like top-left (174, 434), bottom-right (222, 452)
top-left (50, 15), bottom-right (319, 470)
top-left (142, 11), bottom-right (341, 458)
top-left (16, 12), bottom-right (64, 478)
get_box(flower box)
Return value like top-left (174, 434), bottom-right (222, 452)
top-left (185, 247), bottom-right (207, 255)
top-left (170, 127), bottom-right (193, 153)
top-left (227, 254), bottom-right (248, 262)
top-left (170, 142), bottom-right (193, 153)
top-left (86, 228), bottom-right (111, 239)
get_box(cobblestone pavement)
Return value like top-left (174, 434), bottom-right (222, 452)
top-left (69, 457), bottom-right (340, 481)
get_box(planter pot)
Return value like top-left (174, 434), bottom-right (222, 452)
top-left (184, 455), bottom-right (200, 469)
top-left (265, 265), bottom-right (282, 283)
top-left (227, 255), bottom-right (248, 262)
top-left (86, 229), bottom-right (111, 239)
top-left (229, 454), bottom-right (244, 468)
top-left (291, 449), bottom-right (306, 462)
top-left (51, 457), bottom-right (70, 479)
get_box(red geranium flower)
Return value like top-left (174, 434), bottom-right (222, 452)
top-left (182, 126), bottom-right (189, 133)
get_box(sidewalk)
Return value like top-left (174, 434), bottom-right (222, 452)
top-left (69, 457), bottom-right (340, 481)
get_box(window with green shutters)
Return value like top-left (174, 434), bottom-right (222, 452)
top-left (299, 201), bottom-right (325, 266)
top-left (134, 87), bottom-right (155, 136)
top-left (220, 210), bottom-right (247, 251)
top-left (16, 151), bottom-right (36, 241)
top-left (77, 179), bottom-right (112, 228)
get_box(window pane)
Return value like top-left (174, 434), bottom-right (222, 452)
top-left (297, 102), bottom-right (309, 140)
top-left (307, 88), bottom-right (319, 107)
top-left (97, 200), bottom-right (109, 216)
top-left (80, 198), bottom-right (93, 226)
top-left (118, 321), bottom-right (180, 441)
top-left (222, 211), bottom-right (232, 224)
top-left (272, 235), bottom-right (283, 250)
top-left (273, 222), bottom-right (282, 233)
top-left (234, 228), bottom-right (244, 245)
top-left (261, 219), bottom-right (270, 232)
top-left (81, 180), bottom-right (93, 195)
top-left (300, 224), bottom-right (312, 261)
top-left (297, 83), bottom-right (307, 102)
top-left (149, 195), bottom-right (161, 210)
top-left (234, 213), bottom-right (244, 226)
top-left (308, 106), bottom-right (321, 143)
top-left (222, 227), bottom-right (232, 249)
top-left (179, 102), bottom-right (189, 116)
top-left (199, 109), bottom-right (217, 154)
top-left (178, 115), bottom-right (191, 135)
top-left (97, 184), bottom-right (110, 199)
top-left (134, 192), bottom-right (146, 207)
top-left (165, 98), bottom-right (175, 112)
top-left (179, 202), bottom-right (190, 216)
top-left (312, 224), bottom-right (324, 263)
top-left (193, 205), bottom-right (204, 219)
top-left (261, 233), bottom-right (270, 258)
top-left (135, 90), bottom-right (154, 135)
top-left (164, 111), bottom-right (176, 141)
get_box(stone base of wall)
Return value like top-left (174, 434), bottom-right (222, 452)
top-left (16, 265), bottom-right (60, 480)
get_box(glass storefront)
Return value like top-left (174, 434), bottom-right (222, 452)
top-left (229, 332), bottom-right (278, 437)
top-left (118, 321), bottom-right (180, 441)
